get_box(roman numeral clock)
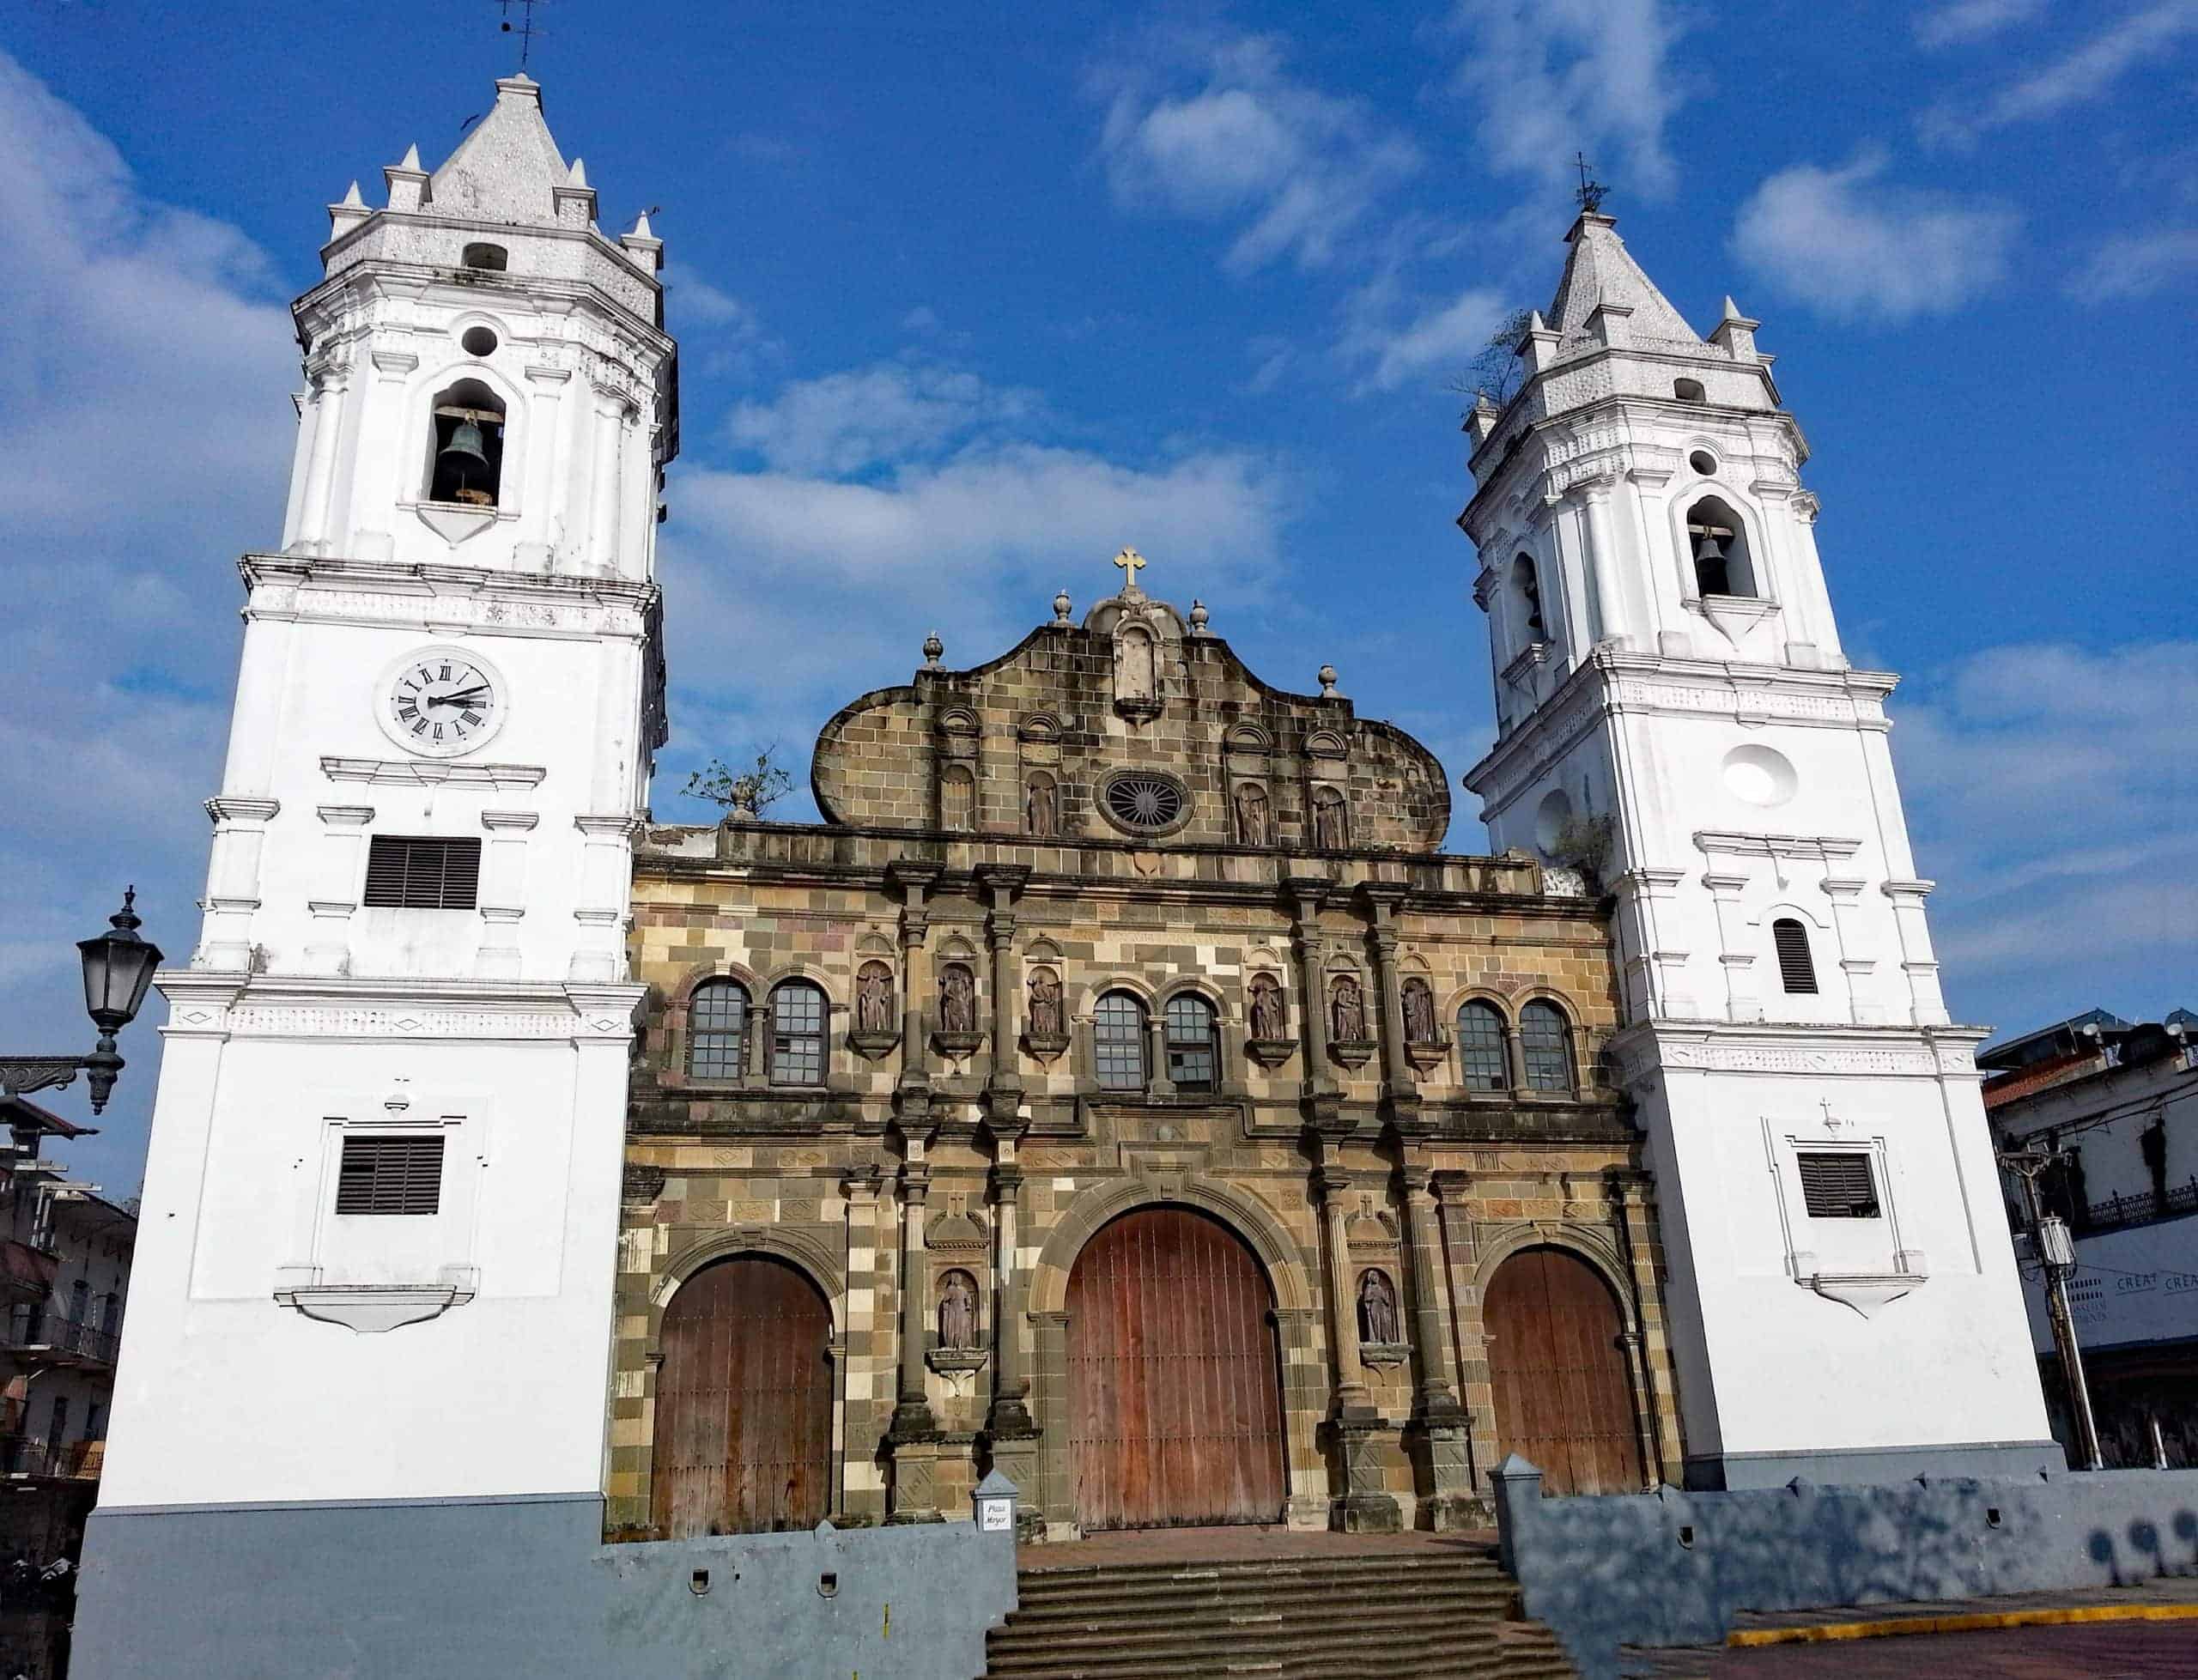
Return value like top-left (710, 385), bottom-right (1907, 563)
top-left (377, 645), bottom-right (507, 756)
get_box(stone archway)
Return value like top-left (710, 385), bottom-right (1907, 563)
top-left (1065, 1205), bottom-right (1288, 1530)
top-left (650, 1254), bottom-right (834, 1536)
top-left (1483, 1244), bottom-right (1645, 1495)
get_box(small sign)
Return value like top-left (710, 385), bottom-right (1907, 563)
top-left (980, 1499), bottom-right (1012, 1532)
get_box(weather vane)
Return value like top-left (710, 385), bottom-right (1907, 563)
top-left (1574, 151), bottom-right (1609, 215)
top-left (499, 0), bottom-right (544, 73)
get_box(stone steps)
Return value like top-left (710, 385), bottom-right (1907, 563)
top-left (987, 1541), bottom-right (1576, 1680)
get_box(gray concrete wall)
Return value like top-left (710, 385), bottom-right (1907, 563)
top-left (1493, 1457), bottom-right (2198, 1680)
top-left (71, 1491), bottom-right (1017, 1680)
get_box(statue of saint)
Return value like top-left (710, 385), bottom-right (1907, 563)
top-left (1026, 776), bottom-right (1058, 839)
top-left (1028, 968), bottom-right (1064, 1039)
top-left (938, 1271), bottom-right (979, 1349)
top-left (1401, 979), bottom-right (1436, 1045)
top-left (939, 965), bottom-right (977, 1034)
top-left (1234, 783), bottom-right (1270, 846)
top-left (1249, 974), bottom-right (1286, 1041)
top-left (1357, 1271), bottom-right (1400, 1346)
top-left (1313, 789), bottom-right (1348, 850)
top-left (1331, 975), bottom-right (1367, 1042)
top-left (857, 964), bottom-right (896, 1034)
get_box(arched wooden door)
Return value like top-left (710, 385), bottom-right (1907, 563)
top-left (1066, 1206), bottom-right (1287, 1530)
top-left (1484, 1246), bottom-right (1645, 1495)
top-left (651, 1256), bottom-right (833, 1536)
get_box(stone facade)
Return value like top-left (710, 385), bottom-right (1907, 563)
top-left (615, 579), bottom-right (1684, 1539)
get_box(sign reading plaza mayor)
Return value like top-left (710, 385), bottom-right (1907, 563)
top-left (2025, 1214), bottom-right (2198, 1355)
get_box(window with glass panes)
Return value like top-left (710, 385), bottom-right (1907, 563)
top-left (688, 979), bottom-right (750, 1079)
top-left (1519, 1001), bottom-right (1574, 1092)
top-left (1164, 994), bottom-right (1218, 1092)
top-left (1094, 992), bottom-right (1147, 1090)
top-left (768, 982), bottom-right (827, 1084)
top-left (1457, 1002), bottom-right (1509, 1091)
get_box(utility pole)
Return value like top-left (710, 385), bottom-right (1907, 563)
top-left (2003, 1148), bottom-right (2104, 1471)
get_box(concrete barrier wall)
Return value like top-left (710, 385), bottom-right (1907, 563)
top-left (1491, 1455), bottom-right (2198, 1680)
top-left (72, 1490), bottom-right (1017, 1680)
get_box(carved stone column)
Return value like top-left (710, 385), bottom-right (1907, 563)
top-left (838, 1167), bottom-right (887, 1523)
top-left (1285, 876), bottom-right (1340, 1127)
top-left (1608, 1168), bottom-right (1683, 1484)
top-left (890, 863), bottom-right (939, 1125)
top-left (1400, 1164), bottom-right (1475, 1528)
top-left (985, 1149), bottom-right (1041, 1536)
top-left (1358, 884), bottom-right (1418, 1123)
top-left (887, 1156), bottom-right (941, 1522)
top-left (975, 864), bottom-right (1028, 1126)
top-left (1316, 1153), bottom-right (1398, 1532)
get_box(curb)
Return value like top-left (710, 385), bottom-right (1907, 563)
top-left (1728, 1602), bottom-right (2198, 1647)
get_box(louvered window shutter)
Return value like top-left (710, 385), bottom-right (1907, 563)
top-left (1796, 1151), bottom-right (1879, 1219)
top-left (334, 1135), bottom-right (446, 1216)
top-left (1772, 919), bottom-right (1819, 994)
top-left (361, 836), bottom-right (483, 909)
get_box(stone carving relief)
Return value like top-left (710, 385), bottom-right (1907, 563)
top-left (940, 766), bottom-right (975, 832)
top-left (1401, 977), bottom-right (1438, 1045)
top-left (855, 962), bottom-right (896, 1034)
top-left (1249, 974), bottom-right (1287, 1042)
top-left (1115, 627), bottom-right (1157, 707)
top-left (1026, 967), bottom-right (1066, 1041)
top-left (938, 964), bottom-right (978, 1034)
top-left (1357, 1269), bottom-right (1401, 1348)
top-left (1312, 787), bottom-right (1349, 850)
top-left (1331, 975), bottom-right (1369, 1043)
top-left (938, 1269), bottom-right (981, 1349)
top-left (1025, 773), bottom-right (1059, 839)
top-left (1234, 782), bottom-right (1270, 846)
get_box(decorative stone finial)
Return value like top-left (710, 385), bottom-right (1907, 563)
top-left (397, 143), bottom-right (423, 173)
top-left (1052, 589), bottom-right (1072, 626)
top-left (1188, 599), bottom-right (1210, 635)
top-left (1318, 664), bottom-right (1340, 698)
top-left (922, 631), bottom-right (944, 670)
top-left (339, 180), bottom-right (366, 209)
top-left (568, 157), bottom-right (590, 189)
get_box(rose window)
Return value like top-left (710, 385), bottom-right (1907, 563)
top-left (1102, 772), bottom-right (1187, 835)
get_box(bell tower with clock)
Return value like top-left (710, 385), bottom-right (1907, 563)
top-left (88, 73), bottom-right (677, 1568)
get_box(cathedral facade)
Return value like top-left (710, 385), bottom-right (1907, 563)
top-left (615, 574), bottom-right (1684, 1537)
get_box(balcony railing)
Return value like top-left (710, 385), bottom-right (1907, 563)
top-left (2, 1310), bottom-right (118, 1366)
top-left (0, 1435), bottom-right (100, 1479)
top-left (2078, 1175), bottom-right (2198, 1238)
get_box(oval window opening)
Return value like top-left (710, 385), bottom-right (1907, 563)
top-left (1689, 449), bottom-right (1718, 476)
top-left (461, 325), bottom-right (499, 357)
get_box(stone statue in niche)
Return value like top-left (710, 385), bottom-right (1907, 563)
top-left (1028, 968), bottom-right (1065, 1038)
top-left (939, 964), bottom-right (977, 1034)
top-left (1234, 782), bottom-right (1270, 846)
top-left (1357, 1270), bottom-right (1401, 1346)
top-left (938, 1269), bottom-right (980, 1349)
top-left (941, 767), bottom-right (974, 831)
top-left (856, 962), bottom-right (896, 1034)
top-left (1116, 628), bottom-right (1156, 704)
top-left (1401, 978), bottom-right (1437, 1045)
top-left (1331, 975), bottom-right (1367, 1042)
top-left (1026, 775), bottom-right (1058, 839)
top-left (1313, 788), bottom-right (1348, 850)
top-left (1249, 974), bottom-right (1286, 1041)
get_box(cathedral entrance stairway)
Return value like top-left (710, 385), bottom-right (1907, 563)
top-left (985, 1528), bottom-right (1576, 1679)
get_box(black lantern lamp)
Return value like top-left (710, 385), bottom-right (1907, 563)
top-left (2, 888), bottom-right (164, 1115)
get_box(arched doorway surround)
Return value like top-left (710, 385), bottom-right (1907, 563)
top-left (1063, 1205), bottom-right (1289, 1529)
top-left (650, 1254), bottom-right (835, 1535)
top-left (1482, 1244), bottom-right (1646, 1495)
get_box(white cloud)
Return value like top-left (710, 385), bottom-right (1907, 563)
top-left (0, 51), bottom-right (298, 1176)
top-left (725, 361), bottom-right (1047, 476)
top-left (1922, 1), bottom-right (2198, 144)
top-left (1915, 0), bottom-right (2049, 49)
top-left (1731, 149), bottom-right (2019, 323)
top-left (2067, 227), bottom-right (2198, 300)
top-left (1347, 286), bottom-right (1510, 393)
top-left (1093, 33), bottom-right (1420, 272)
top-left (1447, 0), bottom-right (1686, 198)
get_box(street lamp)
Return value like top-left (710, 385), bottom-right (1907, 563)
top-left (1, 889), bottom-right (163, 1114)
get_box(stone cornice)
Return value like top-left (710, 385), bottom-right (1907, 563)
top-left (155, 973), bottom-right (643, 1045)
top-left (1611, 1018), bottom-right (1990, 1085)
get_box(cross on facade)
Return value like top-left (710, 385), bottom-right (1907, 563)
top-left (1113, 547), bottom-right (1147, 590)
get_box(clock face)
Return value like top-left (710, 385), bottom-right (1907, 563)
top-left (383, 650), bottom-right (504, 757)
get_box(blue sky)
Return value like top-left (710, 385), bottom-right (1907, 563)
top-left (3, 1), bottom-right (2194, 1192)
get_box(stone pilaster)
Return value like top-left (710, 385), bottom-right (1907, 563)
top-left (1285, 876), bottom-right (1340, 1127)
top-left (1400, 1164), bottom-right (1477, 1528)
top-left (1316, 1149), bottom-right (1398, 1532)
top-left (975, 864), bottom-right (1029, 1126)
top-left (887, 1155), bottom-right (941, 1521)
top-left (836, 1166), bottom-right (890, 1524)
top-left (986, 1152), bottom-right (1034, 1440)
top-left (1359, 883), bottom-right (1419, 1125)
top-left (890, 863), bottom-right (939, 1128)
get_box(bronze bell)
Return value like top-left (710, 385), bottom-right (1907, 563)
top-left (1691, 529), bottom-right (1726, 567)
top-left (438, 419), bottom-right (491, 480)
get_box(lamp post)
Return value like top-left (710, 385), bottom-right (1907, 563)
top-left (1, 889), bottom-right (164, 1115)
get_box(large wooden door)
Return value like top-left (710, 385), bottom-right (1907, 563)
top-left (651, 1256), bottom-right (833, 1536)
top-left (1485, 1246), bottom-right (1644, 1495)
top-left (1066, 1206), bottom-right (1287, 1529)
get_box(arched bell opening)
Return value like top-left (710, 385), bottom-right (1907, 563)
top-left (1685, 494), bottom-right (1756, 600)
top-left (425, 377), bottom-right (507, 507)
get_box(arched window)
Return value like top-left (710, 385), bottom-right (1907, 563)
top-left (460, 242), bottom-right (508, 271)
top-left (1457, 1001), bottom-right (1508, 1091)
top-left (1520, 1000), bottom-right (1574, 1094)
top-left (1164, 994), bottom-right (1219, 1093)
top-left (1511, 554), bottom-right (1546, 640)
top-left (1685, 495), bottom-right (1757, 599)
top-left (688, 978), bottom-right (750, 1079)
top-left (1673, 377), bottom-right (1705, 402)
top-left (768, 979), bottom-right (828, 1085)
top-left (1772, 919), bottom-right (1819, 995)
top-left (426, 378), bottom-right (507, 507)
top-left (1094, 991), bottom-right (1147, 1091)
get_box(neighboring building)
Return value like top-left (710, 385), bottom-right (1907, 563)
top-left (1985, 1010), bottom-right (2198, 1468)
top-left (620, 572), bottom-right (1685, 1537)
top-left (1455, 211), bottom-right (2052, 1488)
top-left (0, 1096), bottom-right (135, 1680)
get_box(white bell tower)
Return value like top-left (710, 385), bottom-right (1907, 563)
top-left (1460, 210), bottom-right (2055, 1489)
top-left (97, 75), bottom-right (675, 1519)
